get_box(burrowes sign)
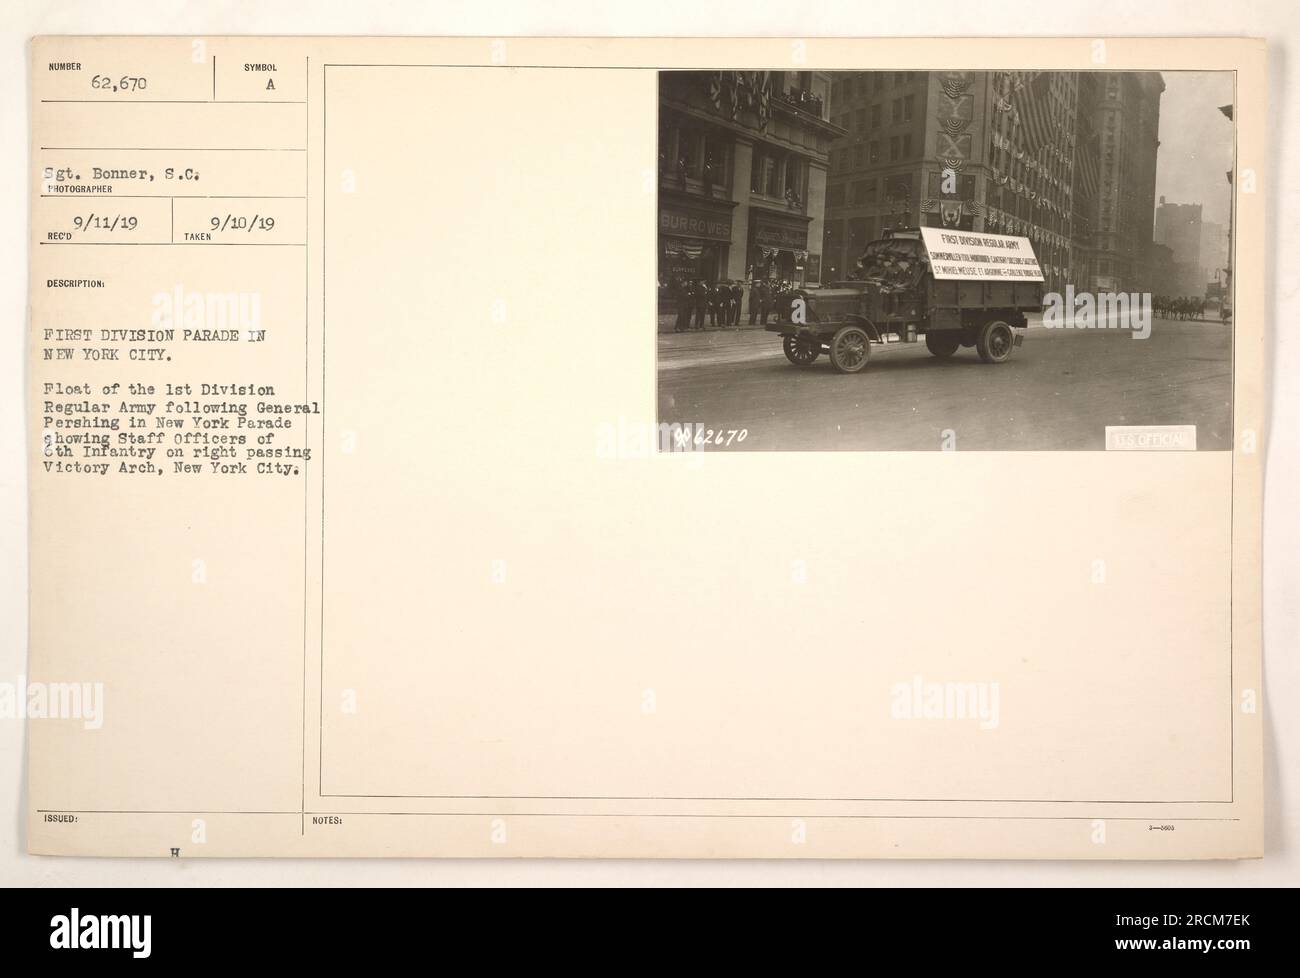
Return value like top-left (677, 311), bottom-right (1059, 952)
top-left (660, 202), bottom-right (732, 242)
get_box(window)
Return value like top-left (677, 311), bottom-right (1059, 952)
top-left (903, 94), bottom-right (915, 122)
top-left (890, 136), bottom-right (900, 161)
top-left (785, 157), bottom-right (802, 198)
top-left (766, 154), bottom-right (783, 197)
top-left (868, 140), bottom-right (880, 164)
top-left (672, 128), bottom-right (702, 177)
top-left (852, 144), bottom-right (866, 168)
top-left (848, 217), bottom-right (869, 250)
top-left (851, 179), bottom-right (876, 205)
top-left (751, 149), bottom-right (791, 197)
top-left (873, 73), bottom-right (884, 93)
top-left (854, 107), bottom-right (866, 132)
top-left (886, 172), bottom-right (914, 201)
top-left (703, 135), bottom-right (728, 184)
top-left (826, 184), bottom-right (846, 208)
top-left (870, 103), bottom-right (882, 128)
top-left (825, 218), bottom-right (843, 247)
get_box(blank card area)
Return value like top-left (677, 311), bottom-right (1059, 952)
top-left (318, 66), bottom-right (1232, 804)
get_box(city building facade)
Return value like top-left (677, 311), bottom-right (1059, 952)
top-left (658, 71), bottom-right (844, 314)
top-left (1075, 71), bottom-right (1164, 294)
top-left (822, 70), bottom-right (1163, 296)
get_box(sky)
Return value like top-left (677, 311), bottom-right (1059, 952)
top-left (1153, 71), bottom-right (1235, 228)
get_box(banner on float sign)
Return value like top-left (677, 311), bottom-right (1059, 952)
top-left (919, 227), bottom-right (1044, 281)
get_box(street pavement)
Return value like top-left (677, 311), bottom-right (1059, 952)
top-left (656, 316), bottom-right (1233, 451)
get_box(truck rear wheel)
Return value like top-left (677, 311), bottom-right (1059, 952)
top-left (828, 325), bottom-right (871, 374)
top-left (976, 320), bottom-right (1015, 364)
top-left (782, 335), bottom-right (820, 366)
top-left (925, 331), bottom-right (961, 358)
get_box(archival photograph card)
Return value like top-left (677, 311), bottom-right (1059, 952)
top-left (25, 36), bottom-right (1264, 858)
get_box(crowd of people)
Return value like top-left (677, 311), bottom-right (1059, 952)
top-left (667, 278), bottom-right (799, 332)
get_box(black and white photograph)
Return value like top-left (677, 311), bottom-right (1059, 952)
top-left (657, 69), bottom-right (1236, 451)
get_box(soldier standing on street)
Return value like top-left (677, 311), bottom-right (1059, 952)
top-left (693, 280), bottom-right (709, 330)
top-left (730, 280), bottom-right (744, 326)
top-left (708, 282), bottom-right (724, 328)
top-left (751, 280), bottom-right (766, 325)
top-left (673, 278), bottom-right (690, 332)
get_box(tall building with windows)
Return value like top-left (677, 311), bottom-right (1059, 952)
top-left (1074, 71), bottom-right (1165, 293)
top-left (658, 71), bottom-right (844, 309)
top-left (821, 71), bottom-right (929, 283)
top-left (822, 71), bottom-right (1163, 295)
top-left (1153, 197), bottom-right (1206, 295)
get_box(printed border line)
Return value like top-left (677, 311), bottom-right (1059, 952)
top-left (302, 54), bottom-right (311, 837)
top-left (317, 62), bottom-right (1239, 811)
top-left (35, 809), bottom-right (1240, 822)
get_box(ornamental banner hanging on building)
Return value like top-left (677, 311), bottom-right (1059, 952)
top-left (705, 70), bottom-right (772, 130)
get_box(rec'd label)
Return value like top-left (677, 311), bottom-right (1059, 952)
top-left (919, 228), bottom-right (1044, 281)
top-left (1105, 425), bottom-right (1198, 451)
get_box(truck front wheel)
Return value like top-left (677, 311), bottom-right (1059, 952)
top-left (976, 320), bottom-right (1015, 364)
top-left (782, 335), bottom-right (820, 366)
top-left (925, 331), bottom-right (961, 358)
top-left (828, 325), bottom-right (871, 373)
